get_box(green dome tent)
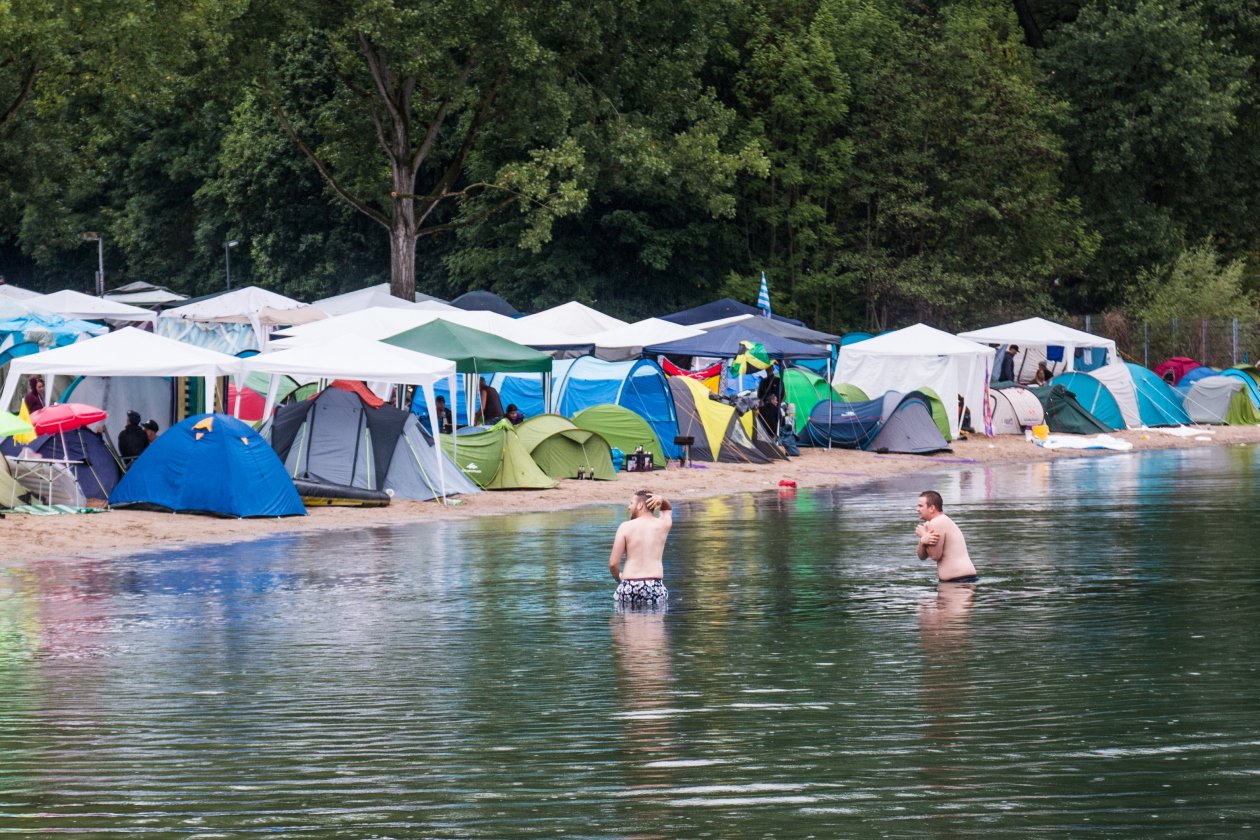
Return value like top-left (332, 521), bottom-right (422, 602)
top-left (515, 414), bottom-right (616, 480)
top-left (440, 420), bottom-right (557, 490)
top-left (572, 404), bottom-right (665, 466)
top-left (783, 367), bottom-right (844, 428)
top-left (912, 386), bottom-right (953, 441)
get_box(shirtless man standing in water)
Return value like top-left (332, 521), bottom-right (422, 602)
top-left (915, 490), bottom-right (978, 583)
top-left (609, 490), bottom-right (673, 605)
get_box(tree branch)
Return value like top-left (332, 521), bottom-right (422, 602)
top-left (357, 32), bottom-right (409, 158)
top-left (0, 61), bottom-right (39, 132)
top-left (415, 72), bottom-right (504, 227)
top-left (264, 90), bottom-right (389, 229)
top-left (410, 50), bottom-right (478, 172)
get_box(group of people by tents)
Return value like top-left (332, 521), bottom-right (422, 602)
top-left (1, 280), bottom-right (1253, 518)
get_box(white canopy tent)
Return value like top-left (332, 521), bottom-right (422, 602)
top-left (160, 286), bottom-right (326, 348)
top-left (834, 323), bottom-right (993, 437)
top-left (275, 306), bottom-right (592, 355)
top-left (312, 283), bottom-right (452, 317)
top-left (0, 283), bottom-right (41, 300)
top-left (580, 318), bottom-right (705, 361)
top-left (31, 289), bottom-right (157, 326)
top-left (957, 316), bottom-right (1140, 428)
top-left (0, 326), bottom-right (242, 412)
top-left (239, 334), bottom-right (459, 498)
top-left (103, 281), bottom-right (187, 308)
top-left (517, 301), bottom-right (628, 337)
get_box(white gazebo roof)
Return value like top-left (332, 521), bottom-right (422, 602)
top-left (103, 281), bottom-right (187, 308)
top-left (241, 333), bottom-right (455, 384)
top-left (582, 318), bottom-right (705, 361)
top-left (162, 286), bottom-right (327, 327)
top-left (31, 289), bottom-right (156, 324)
top-left (0, 283), bottom-right (40, 300)
top-left (957, 317), bottom-right (1115, 350)
top-left (517, 301), bottom-right (628, 337)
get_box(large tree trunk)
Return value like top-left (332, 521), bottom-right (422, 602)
top-left (388, 162), bottom-right (418, 301)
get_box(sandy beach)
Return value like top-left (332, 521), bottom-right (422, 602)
top-left (4, 426), bottom-right (1256, 561)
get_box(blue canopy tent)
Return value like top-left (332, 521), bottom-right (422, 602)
top-left (111, 414), bottom-right (305, 517)
top-left (659, 298), bottom-right (805, 327)
top-left (488, 357), bottom-right (681, 458)
top-left (1124, 362), bottom-right (1191, 426)
top-left (1049, 372), bottom-right (1123, 430)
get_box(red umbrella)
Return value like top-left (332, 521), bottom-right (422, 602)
top-left (29, 403), bottom-right (108, 435)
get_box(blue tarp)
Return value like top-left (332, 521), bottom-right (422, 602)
top-left (1124, 363), bottom-right (1191, 426)
top-left (643, 322), bottom-right (830, 360)
top-left (111, 413), bottom-right (304, 517)
top-left (1050, 372), bottom-right (1122, 430)
top-left (659, 298), bottom-right (805, 327)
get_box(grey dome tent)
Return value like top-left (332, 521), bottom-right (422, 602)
top-left (265, 386), bottom-right (479, 501)
top-left (1182, 376), bottom-right (1260, 425)
top-left (451, 290), bottom-right (522, 317)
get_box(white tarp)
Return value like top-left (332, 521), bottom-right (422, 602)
top-left (161, 285), bottom-right (326, 347)
top-left (834, 323), bottom-right (993, 437)
top-left (581, 318), bottom-right (705, 361)
top-left (31, 289), bottom-right (157, 325)
top-left (517, 301), bottom-right (628, 337)
top-left (0, 284), bottom-right (41, 300)
top-left (0, 327), bottom-right (242, 411)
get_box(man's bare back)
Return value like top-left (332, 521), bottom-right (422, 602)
top-left (609, 491), bottom-right (672, 605)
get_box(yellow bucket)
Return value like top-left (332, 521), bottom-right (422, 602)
top-left (1031, 423), bottom-right (1049, 440)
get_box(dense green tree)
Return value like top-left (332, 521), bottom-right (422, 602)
top-left (1043, 0), bottom-right (1250, 310)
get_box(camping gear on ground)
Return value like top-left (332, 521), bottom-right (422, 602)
top-left (1026, 384), bottom-right (1113, 434)
top-left (110, 414), bottom-right (305, 518)
top-left (513, 414), bottom-right (617, 480)
top-left (5, 426), bottom-right (123, 504)
top-left (1181, 376), bottom-right (1260, 425)
top-left (626, 447), bottom-right (654, 472)
top-left (1124, 362), bottom-right (1191, 427)
top-left (265, 386), bottom-right (478, 502)
top-left (439, 419), bottom-right (557, 490)
top-left (572, 404), bottom-right (667, 468)
top-left (667, 376), bottom-right (784, 463)
top-left (988, 385), bottom-right (1046, 434)
top-left (801, 392), bottom-right (950, 454)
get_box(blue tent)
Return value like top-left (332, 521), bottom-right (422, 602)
top-left (642, 322), bottom-right (830, 360)
top-left (1050, 372), bottom-right (1122, 430)
top-left (659, 298), bottom-right (805, 327)
top-left (111, 413), bottom-right (304, 518)
top-left (17, 428), bottom-right (122, 501)
top-left (1124, 363), bottom-right (1190, 426)
top-left (1178, 365), bottom-right (1218, 388)
top-left (485, 357), bottom-right (681, 458)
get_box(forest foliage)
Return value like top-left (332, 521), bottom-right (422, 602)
top-left (0, 0), bottom-right (1257, 333)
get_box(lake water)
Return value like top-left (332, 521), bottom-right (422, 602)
top-left (2, 447), bottom-right (1259, 837)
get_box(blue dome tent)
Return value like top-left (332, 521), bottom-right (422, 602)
top-left (1049, 372), bottom-right (1123, 430)
top-left (111, 414), bottom-right (305, 518)
top-left (1124, 363), bottom-right (1190, 426)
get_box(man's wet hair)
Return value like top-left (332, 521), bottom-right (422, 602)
top-left (634, 489), bottom-right (652, 503)
top-left (919, 490), bottom-right (944, 511)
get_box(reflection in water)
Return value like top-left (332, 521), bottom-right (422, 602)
top-left (2, 447), bottom-right (1260, 835)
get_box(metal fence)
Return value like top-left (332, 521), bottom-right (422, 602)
top-left (1063, 314), bottom-right (1260, 370)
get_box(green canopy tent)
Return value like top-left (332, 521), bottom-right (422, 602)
top-left (515, 414), bottom-right (616, 480)
top-left (572, 404), bottom-right (665, 466)
top-left (439, 420), bottom-right (557, 490)
top-left (386, 319), bottom-right (552, 425)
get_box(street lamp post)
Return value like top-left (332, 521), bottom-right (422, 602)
top-left (224, 240), bottom-right (239, 290)
top-left (81, 232), bottom-right (104, 296)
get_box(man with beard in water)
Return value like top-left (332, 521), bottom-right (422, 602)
top-left (915, 489), bottom-right (978, 583)
top-left (608, 490), bottom-right (672, 606)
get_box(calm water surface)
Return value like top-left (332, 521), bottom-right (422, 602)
top-left (2, 447), bottom-right (1259, 837)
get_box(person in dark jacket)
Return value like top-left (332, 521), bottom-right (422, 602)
top-left (23, 375), bottom-right (45, 414)
top-left (118, 410), bottom-right (149, 464)
top-left (998, 345), bottom-right (1018, 382)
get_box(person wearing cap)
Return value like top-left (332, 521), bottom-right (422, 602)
top-left (118, 410), bottom-right (149, 464)
top-left (142, 419), bottom-right (160, 444)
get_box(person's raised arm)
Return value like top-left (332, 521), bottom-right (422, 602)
top-left (647, 494), bottom-right (672, 529)
top-left (608, 524), bottom-right (627, 581)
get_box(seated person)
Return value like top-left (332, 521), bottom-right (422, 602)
top-left (505, 404), bottom-right (525, 425)
top-left (1032, 362), bottom-right (1051, 386)
top-left (433, 395), bottom-right (454, 434)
